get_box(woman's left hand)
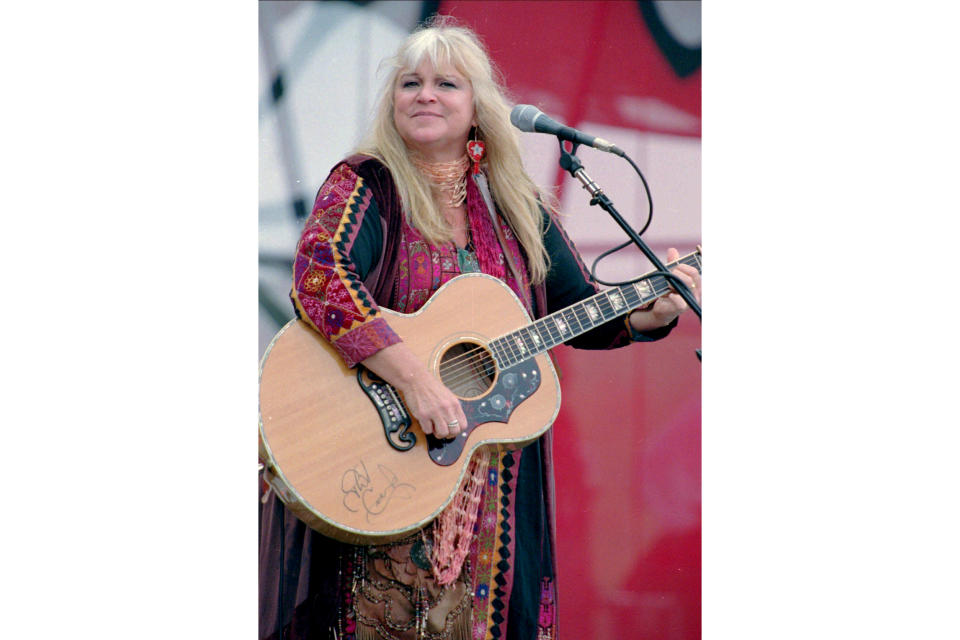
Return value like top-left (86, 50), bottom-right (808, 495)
top-left (628, 247), bottom-right (701, 332)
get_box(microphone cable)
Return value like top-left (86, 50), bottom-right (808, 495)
top-left (587, 152), bottom-right (659, 288)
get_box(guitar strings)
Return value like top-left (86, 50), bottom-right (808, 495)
top-left (437, 346), bottom-right (497, 391)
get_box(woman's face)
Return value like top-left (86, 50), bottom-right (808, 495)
top-left (393, 58), bottom-right (475, 162)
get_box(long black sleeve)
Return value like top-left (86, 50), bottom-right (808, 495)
top-left (541, 210), bottom-right (676, 349)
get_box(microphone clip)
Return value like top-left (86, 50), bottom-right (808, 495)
top-left (558, 141), bottom-right (603, 205)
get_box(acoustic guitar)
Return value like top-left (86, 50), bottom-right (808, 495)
top-left (258, 249), bottom-right (701, 544)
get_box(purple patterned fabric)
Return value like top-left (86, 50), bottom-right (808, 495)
top-left (290, 163), bottom-right (402, 367)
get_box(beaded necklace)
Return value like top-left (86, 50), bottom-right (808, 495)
top-left (411, 154), bottom-right (470, 208)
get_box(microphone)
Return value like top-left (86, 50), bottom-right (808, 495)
top-left (510, 104), bottom-right (625, 157)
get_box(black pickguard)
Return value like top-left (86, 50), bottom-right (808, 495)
top-left (426, 358), bottom-right (542, 466)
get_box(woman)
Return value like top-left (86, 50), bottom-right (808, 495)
top-left (260, 18), bottom-right (701, 640)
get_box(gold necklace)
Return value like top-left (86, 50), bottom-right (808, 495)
top-left (412, 154), bottom-right (470, 208)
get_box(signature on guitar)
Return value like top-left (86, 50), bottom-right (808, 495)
top-left (341, 460), bottom-right (416, 520)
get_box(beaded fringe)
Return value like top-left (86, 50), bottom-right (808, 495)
top-left (430, 449), bottom-right (490, 586)
top-left (354, 611), bottom-right (471, 640)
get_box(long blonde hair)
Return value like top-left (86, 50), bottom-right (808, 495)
top-left (354, 17), bottom-right (552, 284)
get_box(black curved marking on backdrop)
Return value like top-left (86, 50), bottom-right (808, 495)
top-left (292, 197), bottom-right (308, 220)
top-left (638, 1), bottom-right (701, 78)
top-left (271, 73), bottom-right (285, 103)
top-left (276, 61), bottom-right (305, 221)
top-left (420, 1), bottom-right (443, 26)
top-left (267, 67), bottom-right (308, 220)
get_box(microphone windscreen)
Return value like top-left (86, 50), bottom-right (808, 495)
top-left (510, 104), bottom-right (540, 132)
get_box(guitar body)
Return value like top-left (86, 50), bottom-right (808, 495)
top-left (258, 273), bottom-right (561, 545)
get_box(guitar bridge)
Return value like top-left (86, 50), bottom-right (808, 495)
top-left (357, 366), bottom-right (416, 451)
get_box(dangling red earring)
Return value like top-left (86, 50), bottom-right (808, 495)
top-left (467, 130), bottom-right (485, 175)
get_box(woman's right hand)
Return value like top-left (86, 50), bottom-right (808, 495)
top-left (360, 342), bottom-right (467, 439)
top-left (395, 368), bottom-right (468, 439)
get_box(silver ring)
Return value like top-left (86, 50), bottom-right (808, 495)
top-left (447, 420), bottom-right (460, 427)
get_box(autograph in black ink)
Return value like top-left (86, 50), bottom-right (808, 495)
top-left (341, 460), bottom-right (415, 520)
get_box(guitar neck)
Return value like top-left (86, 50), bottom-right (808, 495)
top-left (487, 249), bottom-right (702, 369)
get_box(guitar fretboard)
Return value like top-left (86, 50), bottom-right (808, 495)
top-left (487, 250), bottom-right (701, 369)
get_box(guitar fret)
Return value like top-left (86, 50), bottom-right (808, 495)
top-left (535, 318), bottom-right (560, 349)
top-left (583, 300), bottom-right (601, 325)
top-left (488, 338), bottom-right (504, 367)
top-left (619, 284), bottom-right (641, 308)
top-left (502, 333), bottom-right (520, 360)
top-left (556, 310), bottom-right (571, 337)
top-left (497, 339), bottom-right (513, 368)
top-left (503, 334), bottom-right (522, 364)
top-left (515, 329), bottom-right (535, 357)
top-left (607, 289), bottom-right (627, 315)
top-left (527, 325), bottom-right (545, 351)
top-left (563, 308), bottom-right (583, 335)
top-left (493, 326), bottom-right (548, 368)
top-left (524, 327), bottom-right (543, 354)
top-left (532, 320), bottom-right (553, 349)
top-left (575, 304), bottom-right (594, 330)
top-left (595, 293), bottom-right (616, 321)
top-left (631, 279), bottom-right (654, 304)
top-left (652, 276), bottom-right (672, 297)
top-left (569, 306), bottom-right (588, 333)
top-left (513, 331), bottom-right (528, 357)
top-left (548, 316), bottom-right (565, 342)
top-left (553, 315), bottom-right (570, 337)
top-left (503, 338), bottom-right (516, 364)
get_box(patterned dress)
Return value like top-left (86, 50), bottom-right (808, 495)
top-left (259, 156), bottom-right (675, 640)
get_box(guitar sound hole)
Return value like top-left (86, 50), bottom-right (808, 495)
top-left (438, 341), bottom-right (497, 399)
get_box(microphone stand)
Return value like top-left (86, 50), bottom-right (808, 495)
top-left (557, 142), bottom-right (701, 360)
